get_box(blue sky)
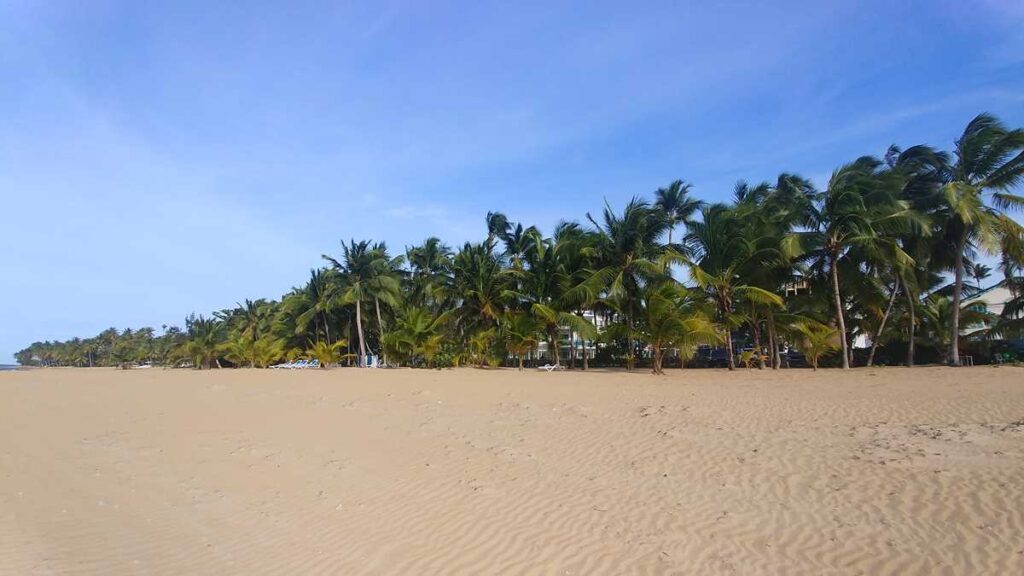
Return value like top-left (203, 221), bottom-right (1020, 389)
top-left (1, 0), bottom-right (1023, 360)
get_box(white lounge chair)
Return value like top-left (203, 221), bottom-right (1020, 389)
top-left (271, 360), bottom-right (293, 369)
top-left (537, 363), bottom-right (565, 372)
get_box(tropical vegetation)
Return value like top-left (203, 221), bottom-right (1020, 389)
top-left (15, 114), bottom-right (1024, 372)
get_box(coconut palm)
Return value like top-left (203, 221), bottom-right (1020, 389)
top-left (405, 237), bottom-right (454, 312)
top-left (790, 157), bottom-right (924, 368)
top-left (917, 295), bottom-right (995, 364)
top-left (637, 282), bottom-right (720, 374)
top-left (501, 311), bottom-right (543, 370)
top-left (324, 240), bottom-right (388, 367)
top-left (585, 198), bottom-right (673, 370)
top-left (305, 339), bottom-right (349, 368)
top-left (381, 307), bottom-right (451, 368)
top-left (937, 113), bottom-right (1024, 365)
top-left (686, 204), bottom-right (783, 370)
top-left (792, 321), bottom-right (839, 370)
top-left (654, 179), bottom-right (702, 247)
top-left (451, 240), bottom-right (510, 332)
top-left (182, 314), bottom-right (224, 369)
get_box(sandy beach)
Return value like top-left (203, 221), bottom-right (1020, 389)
top-left (1, 367), bottom-right (1022, 575)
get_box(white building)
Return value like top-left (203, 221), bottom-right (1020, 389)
top-left (961, 281), bottom-right (1017, 335)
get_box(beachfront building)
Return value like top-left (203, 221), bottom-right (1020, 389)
top-left (961, 280), bottom-right (1017, 336)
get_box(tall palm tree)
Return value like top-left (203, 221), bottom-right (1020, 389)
top-left (654, 179), bottom-right (702, 247)
top-left (585, 198), bottom-right (672, 370)
top-left (367, 242), bottom-right (404, 366)
top-left (451, 240), bottom-right (510, 332)
top-left (324, 240), bottom-right (387, 367)
top-left (405, 237), bottom-right (454, 311)
top-left (791, 157), bottom-right (923, 368)
top-left (686, 204), bottom-right (783, 370)
top-left (516, 228), bottom-right (598, 362)
top-left (938, 113), bottom-right (1024, 365)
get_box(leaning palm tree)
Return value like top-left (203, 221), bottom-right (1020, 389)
top-left (936, 114), bottom-right (1024, 364)
top-left (789, 157), bottom-right (924, 368)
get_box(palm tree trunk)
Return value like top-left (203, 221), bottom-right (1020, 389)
top-left (518, 354), bottom-right (524, 371)
top-left (904, 283), bottom-right (916, 367)
top-left (867, 278), bottom-right (899, 367)
top-left (767, 310), bottom-right (780, 370)
top-left (356, 300), bottom-right (367, 367)
top-left (725, 324), bottom-right (735, 371)
top-left (374, 297), bottom-right (387, 366)
top-left (751, 318), bottom-right (765, 369)
top-left (652, 342), bottom-right (663, 375)
top-left (722, 299), bottom-right (735, 371)
top-left (950, 234), bottom-right (967, 366)
top-left (626, 311), bottom-right (635, 371)
top-left (830, 253), bottom-right (850, 369)
top-left (583, 338), bottom-right (589, 371)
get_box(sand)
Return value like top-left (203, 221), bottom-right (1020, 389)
top-left (1, 366), bottom-right (1022, 575)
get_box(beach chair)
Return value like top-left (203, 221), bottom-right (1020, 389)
top-left (537, 363), bottom-right (565, 372)
top-left (365, 355), bottom-right (379, 368)
top-left (290, 359), bottom-right (309, 369)
top-left (308, 359), bottom-right (320, 369)
top-left (270, 360), bottom-right (293, 369)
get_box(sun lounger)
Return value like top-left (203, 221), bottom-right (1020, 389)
top-left (308, 359), bottom-right (320, 369)
top-left (537, 363), bottom-right (565, 372)
top-left (290, 359), bottom-right (309, 369)
top-left (271, 360), bottom-right (293, 369)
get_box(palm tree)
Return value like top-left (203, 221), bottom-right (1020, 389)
top-left (654, 179), bottom-right (702, 247)
top-left (324, 240), bottom-right (386, 367)
top-left (501, 311), bottom-right (543, 370)
top-left (938, 113), bottom-right (1024, 365)
top-left (451, 240), bottom-right (509, 331)
top-left (637, 282), bottom-right (720, 374)
top-left (286, 269), bottom-right (341, 345)
top-left (305, 339), bottom-right (349, 368)
top-left (917, 295), bottom-right (994, 364)
top-left (514, 229), bottom-right (597, 367)
top-left (367, 242), bottom-right (404, 366)
top-left (686, 204), bottom-right (783, 370)
top-left (183, 314), bottom-right (224, 369)
top-left (585, 198), bottom-right (672, 370)
top-left (792, 321), bottom-right (839, 371)
top-left (792, 157), bottom-right (923, 368)
top-left (382, 307), bottom-right (451, 367)
top-left (405, 237), bottom-right (454, 312)
top-left (968, 262), bottom-right (993, 291)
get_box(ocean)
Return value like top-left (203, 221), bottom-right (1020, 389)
top-left (0, 364), bottom-right (20, 371)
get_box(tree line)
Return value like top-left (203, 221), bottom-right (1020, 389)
top-left (15, 114), bottom-right (1024, 372)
